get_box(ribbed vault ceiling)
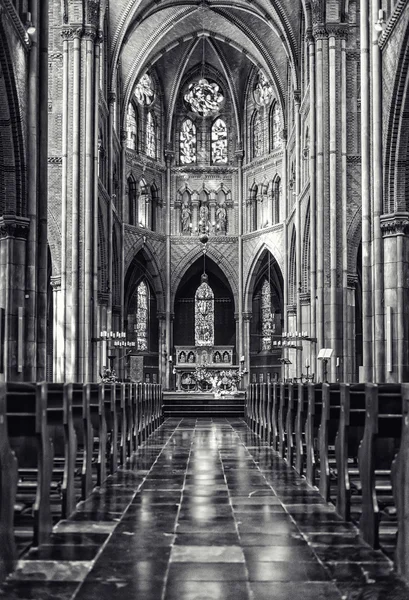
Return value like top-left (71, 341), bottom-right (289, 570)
top-left (111, 0), bottom-right (306, 130)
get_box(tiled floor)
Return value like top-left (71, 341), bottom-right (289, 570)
top-left (1, 418), bottom-right (409, 600)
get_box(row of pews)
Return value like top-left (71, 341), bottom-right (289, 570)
top-left (0, 381), bottom-right (163, 582)
top-left (246, 382), bottom-right (409, 584)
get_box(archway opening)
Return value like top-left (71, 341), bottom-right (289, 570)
top-left (124, 251), bottom-right (160, 383)
top-left (174, 256), bottom-right (235, 350)
top-left (249, 250), bottom-right (283, 383)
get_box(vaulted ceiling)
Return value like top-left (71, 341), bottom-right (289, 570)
top-left (109, 1), bottom-right (308, 132)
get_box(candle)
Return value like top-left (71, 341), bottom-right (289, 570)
top-left (305, 359), bottom-right (309, 368)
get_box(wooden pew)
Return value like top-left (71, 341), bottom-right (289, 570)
top-left (278, 383), bottom-right (289, 459)
top-left (335, 383), bottom-right (366, 521)
top-left (392, 383), bottom-right (409, 584)
top-left (124, 383), bottom-right (134, 460)
top-left (6, 383), bottom-right (53, 548)
top-left (358, 383), bottom-right (402, 549)
top-left (294, 383), bottom-right (308, 476)
top-left (271, 382), bottom-right (280, 451)
top-left (103, 383), bottom-right (118, 475)
top-left (305, 383), bottom-right (323, 487)
top-left (285, 383), bottom-right (299, 466)
top-left (42, 383), bottom-right (77, 520)
top-left (137, 382), bottom-right (144, 445)
top-left (0, 383), bottom-right (18, 581)
top-left (260, 383), bottom-right (268, 441)
top-left (68, 383), bottom-right (94, 501)
top-left (114, 383), bottom-right (126, 466)
top-left (85, 383), bottom-right (107, 487)
top-left (318, 383), bottom-right (341, 501)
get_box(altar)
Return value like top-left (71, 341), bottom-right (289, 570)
top-left (174, 345), bottom-right (239, 391)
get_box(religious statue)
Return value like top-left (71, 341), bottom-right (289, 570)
top-left (181, 201), bottom-right (191, 233)
top-left (216, 203), bottom-right (227, 233)
top-left (199, 202), bottom-right (209, 233)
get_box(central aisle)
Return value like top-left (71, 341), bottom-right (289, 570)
top-left (3, 418), bottom-right (407, 600)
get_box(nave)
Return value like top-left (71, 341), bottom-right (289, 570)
top-left (1, 419), bottom-right (407, 600)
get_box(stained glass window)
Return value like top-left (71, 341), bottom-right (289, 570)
top-left (253, 111), bottom-right (263, 157)
top-left (253, 70), bottom-right (273, 106)
top-left (261, 279), bottom-right (274, 351)
top-left (135, 73), bottom-right (155, 106)
top-left (146, 111), bottom-right (156, 158)
top-left (184, 79), bottom-right (224, 116)
top-left (126, 103), bottom-right (137, 150)
top-left (211, 118), bottom-right (227, 164)
top-left (180, 119), bottom-right (196, 164)
top-left (135, 280), bottom-right (149, 351)
top-left (271, 104), bottom-right (282, 150)
top-left (195, 274), bottom-right (214, 346)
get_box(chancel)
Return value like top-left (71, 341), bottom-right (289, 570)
top-left (1, 0), bottom-right (409, 599)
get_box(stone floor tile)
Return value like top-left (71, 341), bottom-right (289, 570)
top-left (250, 581), bottom-right (342, 600)
top-left (171, 545), bottom-right (245, 563)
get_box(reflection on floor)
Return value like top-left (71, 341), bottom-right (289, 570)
top-left (1, 418), bottom-right (408, 600)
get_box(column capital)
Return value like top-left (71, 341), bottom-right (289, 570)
top-left (326, 24), bottom-right (349, 39)
top-left (0, 215), bottom-right (30, 239)
top-left (293, 90), bottom-right (301, 105)
top-left (61, 27), bottom-right (74, 41)
top-left (313, 25), bottom-right (328, 40)
top-left (380, 212), bottom-right (409, 236)
top-left (82, 26), bottom-right (97, 42)
top-left (50, 275), bottom-right (62, 290)
top-left (120, 129), bottom-right (128, 145)
top-left (165, 148), bottom-right (175, 164)
top-left (108, 91), bottom-right (116, 105)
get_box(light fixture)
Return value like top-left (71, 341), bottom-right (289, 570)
top-left (25, 12), bottom-right (36, 36)
top-left (374, 9), bottom-right (385, 32)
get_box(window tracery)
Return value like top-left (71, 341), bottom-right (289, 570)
top-left (253, 70), bottom-right (273, 106)
top-left (184, 79), bottom-right (224, 116)
top-left (135, 73), bottom-right (155, 106)
top-left (146, 111), bottom-right (156, 158)
top-left (135, 280), bottom-right (149, 351)
top-left (211, 118), bottom-right (227, 164)
top-left (195, 274), bottom-right (214, 346)
top-left (180, 119), bottom-right (197, 164)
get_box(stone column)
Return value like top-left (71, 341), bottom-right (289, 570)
top-left (51, 276), bottom-right (62, 380)
top-left (236, 149), bottom-right (244, 363)
top-left (60, 26), bottom-right (71, 381)
top-left (381, 214), bottom-right (409, 381)
top-left (165, 149), bottom-right (174, 389)
top-left (70, 26), bottom-right (82, 381)
top-left (157, 312), bottom-right (166, 386)
top-left (83, 26), bottom-right (96, 382)
top-left (242, 312), bottom-right (252, 388)
top-left (360, 0), bottom-right (373, 381)
top-left (313, 25), bottom-right (327, 382)
top-left (372, 0), bottom-right (385, 381)
top-left (281, 128), bottom-right (288, 381)
top-left (294, 90), bottom-right (301, 378)
top-left (307, 31), bottom-right (317, 371)
top-left (93, 31), bottom-right (102, 381)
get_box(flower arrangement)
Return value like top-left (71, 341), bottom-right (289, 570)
top-left (193, 366), bottom-right (246, 396)
top-left (100, 367), bottom-right (118, 383)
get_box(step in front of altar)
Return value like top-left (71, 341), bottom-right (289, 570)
top-left (163, 392), bottom-right (245, 417)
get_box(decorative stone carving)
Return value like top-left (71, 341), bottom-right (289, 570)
top-left (380, 212), bottom-right (409, 236)
top-left (0, 216), bottom-right (30, 239)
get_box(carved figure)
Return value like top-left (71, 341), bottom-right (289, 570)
top-left (216, 203), bottom-right (227, 232)
top-left (181, 202), bottom-right (191, 233)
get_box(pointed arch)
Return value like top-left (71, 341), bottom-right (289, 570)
top-left (127, 174), bottom-right (137, 225)
top-left (244, 243), bottom-right (284, 314)
top-left (272, 175), bottom-right (281, 224)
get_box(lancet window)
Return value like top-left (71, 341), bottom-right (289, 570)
top-left (253, 111), bottom-right (263, 158)
top-left (135, 280), bottom-right (149, 351)
top-left (211, 118), bottom-right (227, 164)
top-left (271, 103), bottom-right (282, 150)
top-left (146, 112), bottom-right (156, 158)
top-left (261, 279), bottom-right (274, 351)
top-left (195, 274), bottom-right (214, 346)
top-left (126, 103), bottom-right (137, 150)
top-left (180, 119), bottom-right (196, 164)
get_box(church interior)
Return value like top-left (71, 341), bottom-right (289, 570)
top-left (1, 0), bottom-right (409, 598)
